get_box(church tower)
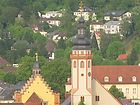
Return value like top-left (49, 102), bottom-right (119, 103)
top-left (70, 1), bottom-right (93, 105)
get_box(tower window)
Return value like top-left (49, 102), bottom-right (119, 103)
top-left (80, 96), bottom-right (84, 102)
top-left (88, 61), bottom-right (90, 68)
top-left (73, 61), bottom-right (76, 68)
top-left (80, 61), bottom-right (84, 68)
top-left (95, 96), bottom-right (99, 101)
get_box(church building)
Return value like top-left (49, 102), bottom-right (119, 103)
top-left (14, 53), bottom-right (60, 105)
top-left (64, 2), bottom-right (122, 105)
top-left (64, 1), bottom-right (140, 105)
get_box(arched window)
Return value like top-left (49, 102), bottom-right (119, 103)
top-left (73, 61), bottom-right (76, 68)
top-left (88, 61), bottom-right (90, 68)
top-left (104, 76), bottom-right (109, 82)
top-left (80, 61), bottom-right (84, 68)
top-left (118, 76), bottom-right (123, 82)
top-left (80, 96), bottom-right (84, 102)
top-left (132, 76), bottom-right (136, 82)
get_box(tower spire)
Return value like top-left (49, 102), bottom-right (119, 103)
top-left (33, 53), bottom-right (40, 75)
top-left (79, 0), bottom-right (84, 16)
top-left (35, 53), bottom-right (39, 62)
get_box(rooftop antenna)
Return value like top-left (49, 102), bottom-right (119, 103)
top-left (35, 53), bottom-right (39, 62)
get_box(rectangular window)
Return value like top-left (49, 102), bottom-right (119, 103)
top-left (133, 88), bottom-right (136, 94)
top-left (119, 88), bottom-right (122, 92)
top-left (126, 88), bottom-right (129, 94)
top-left (95, 96), bottom-right (100, 101)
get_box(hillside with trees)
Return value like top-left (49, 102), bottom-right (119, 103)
top-left (0, 0), bottom-right (140, 99)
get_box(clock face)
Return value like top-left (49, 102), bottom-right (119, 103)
top-left (88, 72), bottom-right (91, 77)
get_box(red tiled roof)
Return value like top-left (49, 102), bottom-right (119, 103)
top-left (117, 54), bottom-right (128, 60)
top-left (0, 57), bottom-right (9, 65)
top-left (25, 92), bottom-right (42, 105)
top-left (93, 65), bottom-right (140, 84)
top-left (120, 99), bottom-right (133, 105)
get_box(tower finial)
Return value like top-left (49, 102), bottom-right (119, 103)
top-left (79, 0), bottom-right (84, 16)
top-left (35, 53), bottom-right (39, 62)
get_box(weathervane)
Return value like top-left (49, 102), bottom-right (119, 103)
top-left (79, 0), bottom-right (84, 16)
top-left (35, 53), bottom-right (39, 62)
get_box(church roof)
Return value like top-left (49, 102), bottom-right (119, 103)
top-left (66, 65), bottom-right (140, 85)
top-left (73, 17), bottom-right (91, 50)
top-left (25, 92), bottom-right (42, 105)
top-left (0, 103), bottom-right (23, 105)
top-left (93, 65), bottom-right (140, 84)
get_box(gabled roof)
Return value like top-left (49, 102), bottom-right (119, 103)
top-left (104, 21), bottom-right (120, 26)
top-left (25, 92), bottom-right (42, 104)
top-left (0, 103), bottom-right (23, 105)
top-left (0, 57), bottom-right (9, 65)
top-left (105, 11), bottom-right (127, 17)
top-left (120, 99), bottom-right (133, 105)
top-left (117, 54), bottom-right (128, 60)
top-left (45, 40), bottom-right (56, 52)
top-left (93, 65), bottom-right (140, 84)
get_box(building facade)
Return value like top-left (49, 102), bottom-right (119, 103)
top-left (66, 4), bottom-right (122, 104)
top-left (14, 54), bottom-right (60, 105)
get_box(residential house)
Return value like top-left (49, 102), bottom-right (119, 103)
top-left (104, 21), bottom-right (121, 34)
top-left (48, 31), bottom-right (67, 43)
top-left (93, 66), bottom-right (140, 105)
top-left (74, 1), bottom-right (96, 21)
top-left (45, 40), bottom-right (56, 60)
top-left (39, 11), bottom-right (62, 19)
top-left (0, 57), bottom-right (16, 72)
top-left (90, 21), bottom-right (104, 33)
top-left (31, 24), bottom-right (47, 37)
top-left (104, 11), bottom-right (132, 21)
top-left (41, 18), bottom-right (61, 27)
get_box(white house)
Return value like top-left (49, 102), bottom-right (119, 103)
top-left (90, 21), bottom-right (104, 33)
top-left (39, 11), bottom-right (63, 19)
top-left (93, 66), bottom-right (140, 105)
top-left (104, 21), bottom-right (121, 34)
top-left (74, 5), bottom-right (96, 21)
top-left (104, 11), bottom-right (132, 21)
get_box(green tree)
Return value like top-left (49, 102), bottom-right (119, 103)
top-left (4, 73), bottom-right (16, 84)
top-left (16, 55), bottom-right (48, 81)
top-left (42, 58), bottom-right (70, 99)
top-left (57, 38), bottom-right (66, 49)
top-left (127, 48), bottom-right (138, 65)
top-left (109, 85), bottom-right (124, 99)
top-left (100, 34), bottom-right (111, 58)
top-left (106, 41), bottom-right (125, 60)
top-left (121, 20), bottom-right (133, 38)
top-left (0, 70), bottom-right (6, 80)
top-left (92, 49), bottom-right (103, 65)
top-left (78, 101), bottom-right (85, 105)
top-left (42, 22), bottom-right (50, 32)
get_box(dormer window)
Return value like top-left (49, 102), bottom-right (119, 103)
top-left (132, 76), bottom-right (136, 82)
top-left (104, 76), bottom-right (109, 82)
top-left (118, 76), bottom-right (123, 82)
